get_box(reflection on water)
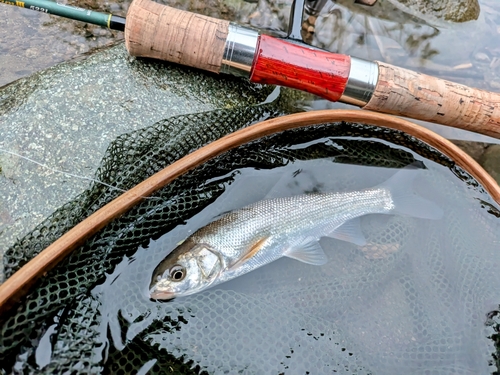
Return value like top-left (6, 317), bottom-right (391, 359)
top-left (297, 0), bottom-right (500, 144)
top-left (309, 0), bottom-right (498, 90)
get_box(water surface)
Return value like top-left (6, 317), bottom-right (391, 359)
top-left (82, 134), bottom-right (500, 374)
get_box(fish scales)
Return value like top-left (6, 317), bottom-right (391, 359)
top-left (149, 170), bottom-right (442, 299)
top-left (191, 188), bottom-right (394, 283)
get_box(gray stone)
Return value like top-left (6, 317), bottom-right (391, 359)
top-left (0, 42), bottom-right (273, 278)
top-left (383, 0), bottom-right (480, 23)
top-left (480, 144), bottom-right (500, 185)
top-left (451, 140), bottom-right (489, 162)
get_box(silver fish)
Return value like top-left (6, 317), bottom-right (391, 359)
top-left (150, 169), bottom-right (442, 300)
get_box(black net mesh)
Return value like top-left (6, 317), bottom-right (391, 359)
top-left (2, 105), bottom-right (283, 363)
top-left (1, 107), bottom-right (500, 374)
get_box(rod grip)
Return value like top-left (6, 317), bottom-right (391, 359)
top-left (124, 0), bottom-right (229, 73)
top-left (364, 61), bottom-right (500, 138)
top-left (250, 35), bottom-right (351, 102)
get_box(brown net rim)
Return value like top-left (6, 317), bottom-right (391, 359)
top-left (1, 109), bottom-right (498, 317)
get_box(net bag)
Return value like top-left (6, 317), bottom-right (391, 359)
top-left (1, 107), bottom-right (500, 375)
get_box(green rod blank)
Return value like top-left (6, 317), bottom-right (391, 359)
top-left (1, 0), bottom-right (126, 31)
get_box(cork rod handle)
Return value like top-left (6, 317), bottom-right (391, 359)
top-left (364, 62), bottom-right (500, 139)
top-left (124, 0), bottom-right (229, 73)
top-left (124, 0), bottom-right (500, 139)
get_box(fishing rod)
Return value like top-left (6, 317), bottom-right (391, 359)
top-left (2, 0), bottom-right (126, 30)
top-left (3, 0), bottom-right (500, 138)
top-left (1, 0), bottom-right (338, 31)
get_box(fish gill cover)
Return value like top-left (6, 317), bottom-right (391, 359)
top-left (1, 107), bottom-right (500, 374)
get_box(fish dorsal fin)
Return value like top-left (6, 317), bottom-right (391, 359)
top-left (284, 239), bottom-right (328, 266)
top-left (327, 217), bottom-right (367, 246)
top-left (194, 246), bottom-right (220, 278)
top-left (229, 237), bottom-right (269, 271)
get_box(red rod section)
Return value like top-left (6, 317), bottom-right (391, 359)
top-left (249, 34), bottom-right (351, 102)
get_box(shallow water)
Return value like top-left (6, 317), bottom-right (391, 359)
top-left (73, 134), bottom-right (500, 374)
top-left (303, 0), bottom-right (500, 142)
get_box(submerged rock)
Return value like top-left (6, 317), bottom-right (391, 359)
top-left (0, 42), bottom-right (273, 279)
top-left (383, 0), bottom-right (480, 23)
top-left (334, 0), bottom-right (479, 25)
top-left (481, 144), bottom-right (500, 185)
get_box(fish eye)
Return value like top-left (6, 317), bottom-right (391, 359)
top-left (169, 265), bottom-right (186, 281)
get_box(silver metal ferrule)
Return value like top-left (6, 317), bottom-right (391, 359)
top-left (221, 23), bottom-right (259, 78)
top-left (340, 57), bottom-right (379, 107)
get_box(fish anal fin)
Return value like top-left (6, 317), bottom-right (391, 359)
top-left (229, 237), bottom-right (269, 270)
top-left (284, 239), bottom-right (328, 266)
top-left (327, 217), bottom-right (367, 246)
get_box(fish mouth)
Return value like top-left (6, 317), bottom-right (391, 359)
top-left (150, 289), bottom-right (176, 300)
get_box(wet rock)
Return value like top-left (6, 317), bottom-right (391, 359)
top-left (383, 0), bottom-right (480, 23)
top-left (0, 0), bottom-right (259, 87)
top-left (480, 144), bottom-right (500, 185)
top-left (0, 42), bottom-right (274, 278)
top-left (334, 0), bottom-right (479, 26)
top-left (451, 140), bottom-right (489, 163)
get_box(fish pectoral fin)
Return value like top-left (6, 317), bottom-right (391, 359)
top-left (327, 217), bottom-right (367, 246)
top-left (284, 239), bottom-right (328, 266)
top-left (229, 237), bottom-right (269, 271)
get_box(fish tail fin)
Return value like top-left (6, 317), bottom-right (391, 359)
top-left (379, 168), bottom-right (443, 220)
